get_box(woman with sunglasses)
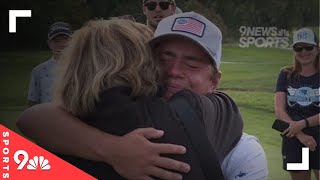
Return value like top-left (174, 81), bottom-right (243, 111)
top-left (142, 0), bottom-right (176, 32)
top-left (274, 27), bottom-right (319, 180)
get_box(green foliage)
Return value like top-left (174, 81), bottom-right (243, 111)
top-left (1, 0), bottom-right (90, 50)
top-left (207, 0), bottom-right (319, 41)
top-left (1, 0), bottom-right (319, 49)
top-left (178, 0), bottom-right (228, 39)
top-left (219, 45), bottom-right (292, 92)
top-left (0, 51), bottom-right (51, 108)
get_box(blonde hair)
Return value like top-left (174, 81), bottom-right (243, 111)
top-left (54, 19), bottom-right (158, 117)
top-left (282, 47), bottom-right (319, 79)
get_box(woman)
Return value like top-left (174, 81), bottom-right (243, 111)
top-left (274, 27), bottom-right (319, 180)
top-left (53, 19), bottom-right (224, 180)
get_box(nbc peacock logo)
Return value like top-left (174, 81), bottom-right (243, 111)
top-left (26, 156), bottom-right (51, 170)
top-left (14, 150), bottom-right (51, 171)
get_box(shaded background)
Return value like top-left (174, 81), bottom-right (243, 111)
top-left (1, 0), bottom-right (319, 50)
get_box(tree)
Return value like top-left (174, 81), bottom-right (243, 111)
top-left (1, 0), bottom-right (90, 50)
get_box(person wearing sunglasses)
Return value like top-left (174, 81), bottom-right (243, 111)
top-left (274, 27), bottom-right (319, 180)
top-left (142, 0), bottom-right (176, 32)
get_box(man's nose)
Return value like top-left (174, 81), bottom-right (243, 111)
top-left (57, 41), bottom-right (69, 47)
top-left (154, 4), bottom-right (162, 11)
top-left (166, 61), bottom-right (183, 77)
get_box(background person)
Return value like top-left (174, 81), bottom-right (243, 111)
top-left (27, 22), bottom-right (72, 107)
top-left (142, 0), bottom-right (176, 32)
top-left (274, 27), bottom-right (319, 180)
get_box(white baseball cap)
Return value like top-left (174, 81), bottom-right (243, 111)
top-left (292, 28), bottom-right (318, 46)
top-left (150, 11), bottom-right (222, 69)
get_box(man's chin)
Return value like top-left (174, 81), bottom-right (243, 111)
top-left (163, 92), bottom-right (173, 101)
top-left (155, 19), bottom-right (163, 23)
top-left (163, 89), bottom-right (181, 100)
top-left (151, 22), bottom-right (159, 28)
top-left (53, 53), bottom-right (62, 60)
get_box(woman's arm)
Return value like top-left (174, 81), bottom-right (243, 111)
top-left (295, 131), bottom-right (317, 151)
top-left (17, 103), bottom-right (113, 159)
top-left (283, 113), bottom-right (320, 137)
top-left (306, 113), bottom-right (320, 127)
top-left (16, 103), bottom-right (190, 180)
top-left (274, 92), bottom-right (295, 123)
top-left (274, 92), bottom-right (304, 137)
top-left (274, 92), bottom-right (318, 150)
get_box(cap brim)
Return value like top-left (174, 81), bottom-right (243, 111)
top-left (149, 33), bottom-right (217, 66)
top-left (291, 40), bottom-right (317, 47)
top-left (49, 32), bottom-right (72, 40)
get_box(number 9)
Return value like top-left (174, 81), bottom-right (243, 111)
top-left (14, 150), bottom-right (29, 170)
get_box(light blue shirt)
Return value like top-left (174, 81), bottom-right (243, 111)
top-left (27, 57), bottom-right (56, 103)
top-left (221, 133), bottom-right (268, 180)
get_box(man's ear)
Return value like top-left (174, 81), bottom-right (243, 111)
top-left (142, 5), bottom-right (147, 15)
top-left (171, 4), bottom-right (176, 13)
top-left (210, 71), bottom-right (221, 92)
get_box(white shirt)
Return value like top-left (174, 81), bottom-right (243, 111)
top-left (27, 57), bottom-right (56, 103)
top-left (221, 133), bottom-right (268, 180)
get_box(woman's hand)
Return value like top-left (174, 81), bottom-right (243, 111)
top-left (296, 132), bottom-right (317, 151)
top-left (109, 128), bottom-right (190, 180)
top-left (282, 120), bottom-right (305, 137)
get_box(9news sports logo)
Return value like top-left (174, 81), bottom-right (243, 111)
top-left (1, 124), bottom-right (96, 180)
top-left (239, 26), bottom-right (289, 48)
top-left (2, 132), bottom-right (51, 179)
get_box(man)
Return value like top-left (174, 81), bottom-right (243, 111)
top-left (17, 12), bottom-right (268, 180)
top-left (151, 12), bottom-right (267, 180)
top-left (142, 0), bottom-right (176, 32)
top-left (27, 22), bottom-right (72, 107)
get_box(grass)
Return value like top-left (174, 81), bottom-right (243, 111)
top-left (220, 45), bottom-right (292, 92)
top-left (0, 50), bottom-right (51, 133)
top-left (224, 91), bottom-right (288, 180)
top-left (0, 46), bottom-right (315, 180)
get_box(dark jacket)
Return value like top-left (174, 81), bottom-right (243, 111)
top-left (58, 87), bottom-right (224, 180)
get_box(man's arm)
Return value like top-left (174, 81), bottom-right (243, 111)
top-left (16, 103), bottom-right (190, 180)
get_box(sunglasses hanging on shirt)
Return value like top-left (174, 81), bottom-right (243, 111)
top-left (293, 44), bottom-right (315, 52)
top-left (145, 1), bottom-right (174, 11)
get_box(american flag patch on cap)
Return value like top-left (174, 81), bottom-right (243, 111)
top-left (171, 17), bottom-right (205, 37)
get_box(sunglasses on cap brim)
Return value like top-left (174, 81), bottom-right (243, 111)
top-left (293, 44), bottom-right (315, 52)
top-left (144, 1), bottom-right (174, 11)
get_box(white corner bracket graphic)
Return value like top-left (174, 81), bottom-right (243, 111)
top-left (287, 147), bottom-right (309, 170)
top-left (9, 10), bottom-right (32, 33)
